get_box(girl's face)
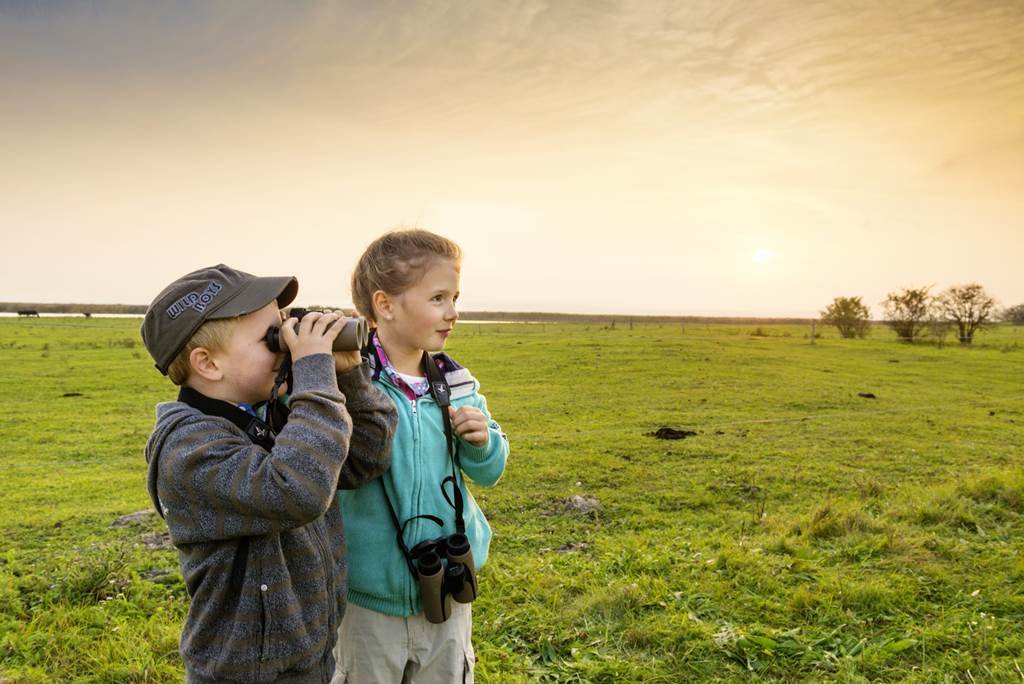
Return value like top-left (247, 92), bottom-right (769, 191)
top-left (380, 257), bottom-right (460, 355)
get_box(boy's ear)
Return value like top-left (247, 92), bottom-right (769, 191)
top-left (372, 290), bottom-right (394, 321)
top-left (189, 346), bottom-right (223, 382)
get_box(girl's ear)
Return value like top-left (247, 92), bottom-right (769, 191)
top-left (189, 347), bottom-right (223, 381)
top-left (372, 290), bottom-right (395, 321)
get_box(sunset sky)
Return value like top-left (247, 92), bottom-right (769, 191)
top-left (2, 1), bottom-right (1022, 316)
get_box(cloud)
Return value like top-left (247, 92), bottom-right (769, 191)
top-left (1, 1), bottom-right (1022, 311)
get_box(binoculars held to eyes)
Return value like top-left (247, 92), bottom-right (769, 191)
top-left (411, 533), bottom-right (477, 624)
top-left (264, 307), bottom-right (369, 353)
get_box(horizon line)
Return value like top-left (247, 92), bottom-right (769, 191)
top-left (0, 301), bottom-right (819, 323)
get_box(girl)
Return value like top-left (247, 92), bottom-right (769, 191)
top-left (334, 229), bottom-right (509, 683)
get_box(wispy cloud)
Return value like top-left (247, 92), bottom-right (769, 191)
top-left (1, 1), bottom-right (1021, 312)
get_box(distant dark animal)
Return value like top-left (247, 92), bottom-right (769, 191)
top-left (83, 312), bottom-right (92, 318)
top-left (17, 310), bottom-right (39, 317)
top-left (857, 392), bottom-right (877, 399)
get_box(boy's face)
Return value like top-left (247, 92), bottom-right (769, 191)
top-left (210, 301), bottom-right (284, 405)
top-left (384, 257), bottom-right (461, 354)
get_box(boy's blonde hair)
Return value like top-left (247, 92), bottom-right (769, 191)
top-left (166, 317), bottom-right (239, 386)
top-left (351, 229), bottom-right (462, 323)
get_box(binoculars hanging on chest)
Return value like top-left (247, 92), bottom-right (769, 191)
top-left (410, 533), bottom-right (477, 624)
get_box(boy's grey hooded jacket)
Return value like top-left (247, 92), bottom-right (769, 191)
top-left (145, 354), bottom-right (396, 683)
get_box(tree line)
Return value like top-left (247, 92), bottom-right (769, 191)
top-left (821, 284), bottom-right (1022, 345)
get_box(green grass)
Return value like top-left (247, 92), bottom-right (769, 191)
top-left (2, 318), bottom-right (1023, 682)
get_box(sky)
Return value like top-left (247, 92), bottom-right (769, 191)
top-left (2, 1), bottom-right (1022, 317)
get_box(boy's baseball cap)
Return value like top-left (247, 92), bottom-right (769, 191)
top-left (141, 264), bottom-right (298, 374)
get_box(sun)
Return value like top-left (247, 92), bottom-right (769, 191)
top-left (752, 249), bottom-right (773, 265)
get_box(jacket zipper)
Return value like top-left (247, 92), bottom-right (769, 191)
top-left (409, 393), bottom-right (420, 614)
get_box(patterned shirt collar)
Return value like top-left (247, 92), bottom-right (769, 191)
top-left (372, 331), bottom-right (429, 401)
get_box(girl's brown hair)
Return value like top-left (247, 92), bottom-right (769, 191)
top-left (351, 229), bottom-right (462, 323)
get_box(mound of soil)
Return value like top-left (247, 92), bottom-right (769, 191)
top-left (110, 510), bottom-right (156, 527)
top-left (556, 542), bottom-right (590, 553)
top-left (141, 531), bottom-right (174, 551)
top-left (648, 427), bottom-right (698, 440)
top-left (565, 495), bottom-right (601, 514)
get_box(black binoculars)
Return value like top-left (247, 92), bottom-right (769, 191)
top-left (264, 307), bottom-right (369, 353)
top-left (410, 533), bottom-right (477, 624)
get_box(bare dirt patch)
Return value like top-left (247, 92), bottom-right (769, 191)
top-left (647, 427), bottom-right (698, 440)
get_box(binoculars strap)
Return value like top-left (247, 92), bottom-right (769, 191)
top-left (177, 386), bottom-right (278, 451)
top-left (379, 479), bottom-right (445, 577)
top-left (268, 356), bottom-right (293, 433)
top-left (421, 352), bottom-right (466, 535)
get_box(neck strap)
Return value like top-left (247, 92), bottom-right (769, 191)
top-left (177, 387), bottom-right (278, 451)
top-left (420, 350), bottom-right (465, 534)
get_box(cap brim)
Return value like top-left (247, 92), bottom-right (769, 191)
top-left (208, 276), bottom-right (298, 319)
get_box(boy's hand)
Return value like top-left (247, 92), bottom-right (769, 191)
top-left (280, 311), bottom-right (343, 363)
top-left (448, 406), bottom-right (489, 448)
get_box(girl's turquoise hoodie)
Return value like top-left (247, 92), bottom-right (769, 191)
top-left (338, 348), bottom-right (509, 617)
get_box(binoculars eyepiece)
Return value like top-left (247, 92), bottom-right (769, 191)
top-left (264, 307), bottom-right (369, 353)
top-left (412, 533), bottom-right (477, 624)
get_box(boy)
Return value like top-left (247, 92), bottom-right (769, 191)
top-left (141, 264), bottom-right (396, 683)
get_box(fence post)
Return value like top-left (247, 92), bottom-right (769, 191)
top-left (810, 320), bottom-right (816, 345)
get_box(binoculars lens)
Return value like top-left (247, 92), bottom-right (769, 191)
top-left (446, 533), bottom-right (470, 557)
top-left (417, 551), bottom-right (443, 575)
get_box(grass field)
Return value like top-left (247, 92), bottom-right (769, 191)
top-left (1, 317), bottom-right (1022, 682)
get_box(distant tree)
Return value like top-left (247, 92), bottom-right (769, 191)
top-left (820, 296), bottom-right (871, 339)
top-left (882, 286), bottom-right (932, 342)
top-left (936, 283), bottom-right (997, 345)
top-left (1002, 303), bottom-right (1024, 325)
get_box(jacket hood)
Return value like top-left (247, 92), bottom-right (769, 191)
top-left (145, 401), bottom-right (196, 517)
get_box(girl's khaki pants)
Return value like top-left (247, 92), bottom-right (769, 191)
top-left (332, 602), bottom-right (474, 683)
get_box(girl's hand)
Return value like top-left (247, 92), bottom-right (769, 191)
top-left (334, 348), bottom-right (361, 374)
top-left (327, 309), bottom-right (362, 373)
top-left (448, 406), bottom-right (489, 447)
